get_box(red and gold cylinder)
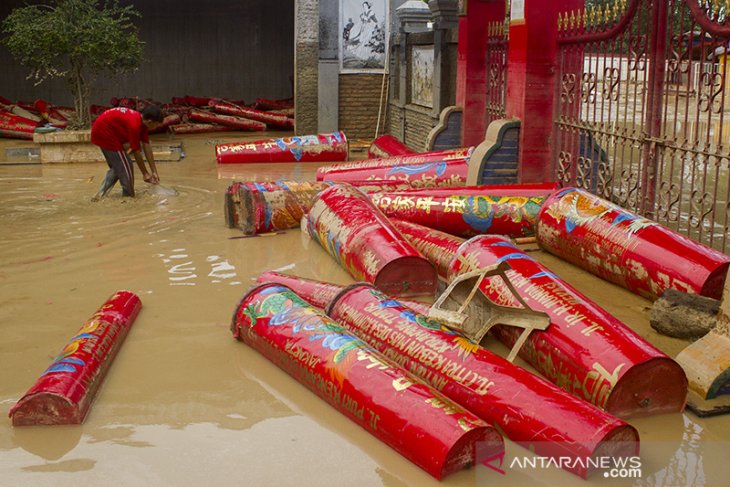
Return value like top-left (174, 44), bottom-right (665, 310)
top-left (304, 184), bottom-right (438, 297)
top-left (369, 183), bottom-right (558, 238)
top-left (216, 131), bottom-right (348, 164)
top-left (211, 103), bottom-right (294, 130)
top-left (537, 188), bottom-right (730, 300)
top-left (232, 283), bottom-right (502, 479)
top-left (393, 221), bottom-right (689, 418)
top-left (327, 283), bottom-right (639, 478)
top-left (368, 135), bottom-right (416, 159)
top-left (255, 271), bottom-right (433, 315)
top-left (316, 148), bottom-right (472, 188)
top-left (9, 291), bottom-right (142, 425)
top-left (188, 108), bottom-right (266, 131)
top-left (224, 180), bottom-right (333, 234)
top-left (170, 123), bottom-right (236, 135)
top-left (0, 110), bottom-right (37, 139)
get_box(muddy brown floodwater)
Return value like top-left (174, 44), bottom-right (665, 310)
top-left (1, 132), bottom-right (729, 487)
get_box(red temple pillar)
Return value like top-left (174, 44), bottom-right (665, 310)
top-left (505, 0), bottom-right (582, 183)
top-left (456, 0), bottom-right (505, 147)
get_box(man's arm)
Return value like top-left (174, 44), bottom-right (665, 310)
top-left (130, 149), bottom-right (153, 182)
top-left (141, 142), bottom-right (159, 183)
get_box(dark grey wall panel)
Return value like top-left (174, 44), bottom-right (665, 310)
top-left (0, 0), bottom-right (294, 106)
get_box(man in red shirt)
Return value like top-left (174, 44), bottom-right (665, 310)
top-left (91, 105), bottom-right (164, 200)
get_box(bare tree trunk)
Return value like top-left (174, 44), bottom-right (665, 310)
top-left (69, 62), bottom-right (91, 129)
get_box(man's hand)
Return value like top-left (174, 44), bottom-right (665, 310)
top-left (143, 173), bottom-right (159, 184)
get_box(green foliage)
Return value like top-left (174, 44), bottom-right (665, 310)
top-left (2, 0), bottom-right (144, 128)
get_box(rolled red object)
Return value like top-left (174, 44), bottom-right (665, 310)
top-left (232, 283), bottom-right (502, 479)
top-left (255, 271), bottom-right (433, 315)
top-left (160, 103), bottom-right (190, 117)
top-left (211, 103), bottom-right (294, 129)
top-left (327, 283), bottom-right (639, 478)
top-left (221, 179), bottom-right (415, 230)
top-left (184, 95), bottom-right (219, 107)
top-left (269, 107), bottom-right (295, 117)
top-left (254, 97), bottom-right (294, 110)
top-left (15, 100), bottom-right (40, 114)
top-left (316, 148), bottom-right (471, 188)
top-left (369, 183), bottom-right (559, 238)
top-left (0, 110), bottom-right (37, 139)
top-left (9, 291), bottom-right (142, 426)
top-left (48, 107), bottom-right (68, 122)
top-left (188, 109), bottom-right (266, 131)
top-left (394, 220), bottom-right (689, 418)
top-left (224, 180), bottom-right (333, 233)
top-left (216, 131), bottom-right (348, 164)
top-left (170, 123), bottom-right (237, 135)
top-left (90, 105), bottom-right (111, 119)
top-left (149, 113), bottom-right (181, 134)
top-left (317, 147), bottom-right (471, 179)
top-left (346, 180), bottom-right (416, 192)
top-left (305, 184), bottom-right (438, 297)
top-left (537, 187), bottom-right (730, 301)
top-left (368, 135), bottom-right (415, 159)
top-left (392, 219), bottom-right (464, 277)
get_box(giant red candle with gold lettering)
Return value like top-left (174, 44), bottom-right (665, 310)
top-left (232, 283), bottom-right (502, 479)
top-left (216, 131), bottom-right (348, 164)
top-left (327, 283), bottom-right (639, 478)
top-left (393, 220), bottom-right (688, 418)
top-left (304, 184), bottom-right (437, 297)
top-left (369, 183), bottom-right (558, 238)
top-left (9, 291), bottom-right (142, 425)
top-left (537, 187), bottom-right (730, 300)
top-left (316, 148), bottom-right (472, 188)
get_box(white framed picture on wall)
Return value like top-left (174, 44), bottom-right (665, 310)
top-left (411, 45), bottom-right (434, 108)
top-left (340, 0), bottom-right (388, 72)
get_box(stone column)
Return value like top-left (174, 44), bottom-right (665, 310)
top-left (295, 0), bottom-right (319, 135)
top-left (428, 0), bottom-right (458, 116)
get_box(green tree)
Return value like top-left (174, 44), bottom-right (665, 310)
top-left (2, 0), bottom-right (144, 128)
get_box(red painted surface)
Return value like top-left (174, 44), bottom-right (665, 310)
top-left (316, 148), bottom-right (472, 188)
top-left (188, 109), bottom-right (266, 131)
top-left (328, 283), bottom-right (639, 478)
top-left (369, 183), bottom-right (559, 238)
top-left (368, 135), bottom-right (415, 158)
top-left (184, 95), bottom-right (218, 107)
top-left (148, 114), bottom-right (182, 134)
top-left (232, 283), bottom-right (502, 479)
top-left (255, 271), bottom-right (433, 316)
top-left (211, 103), bottom-right (294, 130)
top-left (506, 0), bottom-right (582, 183)
top-left (304, 184), bottom-right (438, 297)
top-left (224, 180), bottom-right (333, 233)
top-left (253, 97), bottom-right (294, 110)
top-left (170, 123), bottom-right (236, 135)
top-left (0, 110), bottom-right (37, 139)
top-left (216, 132), bottom-right (348, 164)
top-left (537, 188), bottom-right (730, 301)
top-left (393, 221), bottom-right (689, 418)
top-left (456, 1), bottom-right (503, 146)
top-left (9, 291), bottom-right (142, 425)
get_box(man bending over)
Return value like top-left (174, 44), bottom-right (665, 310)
top-left (91, 105), bottom-right (164, 200)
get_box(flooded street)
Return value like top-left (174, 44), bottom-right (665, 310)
top-left (1, 133), bottom-right (729, 486)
